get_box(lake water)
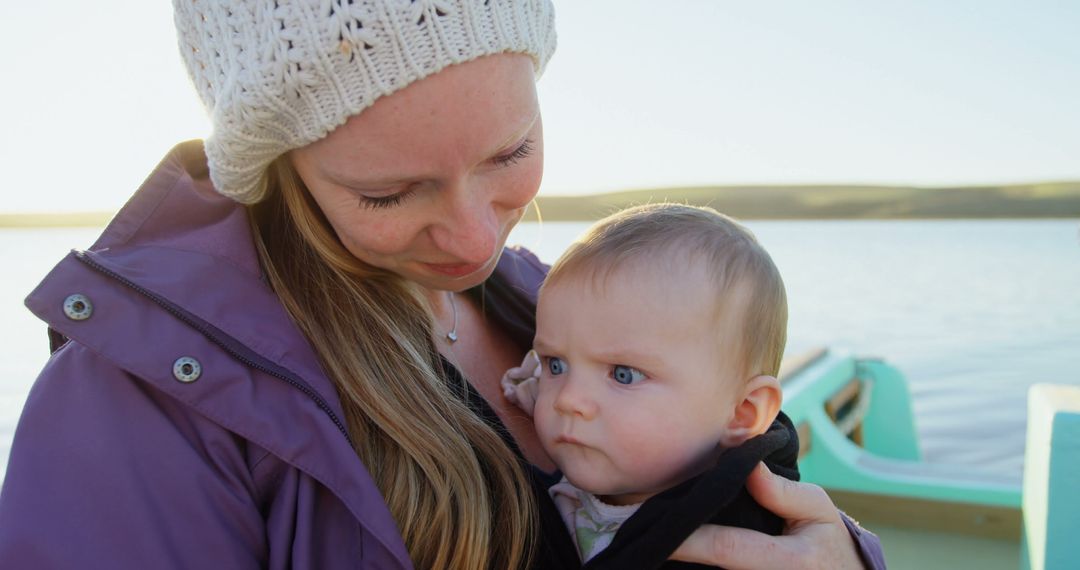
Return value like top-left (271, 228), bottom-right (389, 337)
top-left (2, 220), bottom-right (1078, 482)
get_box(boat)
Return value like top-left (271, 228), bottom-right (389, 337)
top-left (780, 348), bottom-right (1077, 570)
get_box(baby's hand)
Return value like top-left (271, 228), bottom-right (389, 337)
top-left (501, 350), bottom-right (542, 415)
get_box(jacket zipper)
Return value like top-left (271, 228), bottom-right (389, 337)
top-left (75, 250), bottom-right (354, 447)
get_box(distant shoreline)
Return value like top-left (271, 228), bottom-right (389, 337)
top-left (4, 181), bottom-right (1079, 227)
top-left (0, 212), bottom-right (114, 228)
top-left (533, 181), bottom-right (1080, 221)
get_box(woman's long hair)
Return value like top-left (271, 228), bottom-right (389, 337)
top-left (248, 157), bottom-right (535, 569)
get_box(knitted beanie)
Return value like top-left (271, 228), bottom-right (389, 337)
top-left (174, 0), bottom-right (556, 203)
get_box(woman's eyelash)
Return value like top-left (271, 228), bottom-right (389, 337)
top-left (493, 139), bottom-right (534, 167)
top-left (358, 189), bottom-right (414, 210)
top-left (355, 141), bottom-right (532, 208)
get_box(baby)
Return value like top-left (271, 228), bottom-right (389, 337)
top-left (503, 203), bottom-right (799, 568)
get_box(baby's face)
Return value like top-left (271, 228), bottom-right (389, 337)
top-left (533, 265), bottom-right (744, 506)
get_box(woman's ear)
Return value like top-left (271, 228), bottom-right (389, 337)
top-left (720, 375), bottom-right (782, 447)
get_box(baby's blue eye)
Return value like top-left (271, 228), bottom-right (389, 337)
top-left (548, 357), bottom-right (567, 376)
top-left (612, 365), bottom-right (645, 385)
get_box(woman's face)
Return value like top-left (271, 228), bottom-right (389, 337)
top-left (291, 54), bottom-right (543, 292)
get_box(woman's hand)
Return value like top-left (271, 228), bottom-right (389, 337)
top-left (670, 463), bottom-right (865, 569)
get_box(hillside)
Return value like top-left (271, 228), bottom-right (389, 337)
top-left (533, 182), bottom-right (1080, 221)
top-left (0, 212), bottom-right (114, 228)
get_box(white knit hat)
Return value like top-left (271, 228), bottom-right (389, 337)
top-left (174, 0), bottom-right (556, 203)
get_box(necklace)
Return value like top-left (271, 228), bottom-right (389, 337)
top-left (445, 291), bottom-right (459, 343)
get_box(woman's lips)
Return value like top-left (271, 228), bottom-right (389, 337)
top-left (423, 261), bottom-right (486, 278)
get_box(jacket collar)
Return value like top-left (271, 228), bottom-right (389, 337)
top-left (77, 141), bottom-right (345, 416)
top-left (26, 141), bottom-right (413, 566)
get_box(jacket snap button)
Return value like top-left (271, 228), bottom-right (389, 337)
top-left (62, 294), bottom-right (93, 321)
top-left (172, 357), bottom-right (202, 383)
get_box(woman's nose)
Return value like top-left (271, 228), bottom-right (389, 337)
top-left (429, 181), bottom-right (500, 265)
top-left (553, 374), bottom-right (598, 420)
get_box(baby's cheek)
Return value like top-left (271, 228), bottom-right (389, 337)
top-left (615, 433), bottom-right (688, 473)
top-left (531, 396), bottom-right (559, 449)
top-left (533, 379), bottom-right (556, 411)
top-left (532, 396), bottom-right (554, 435)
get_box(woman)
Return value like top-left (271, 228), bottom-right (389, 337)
top-left (0, 1), bottom-right (882, 568)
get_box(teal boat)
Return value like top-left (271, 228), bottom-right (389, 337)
top-left (780, 348), bottom-right (1077, 570)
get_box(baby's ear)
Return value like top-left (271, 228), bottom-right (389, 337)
top-left (720, 375), bottom-right (782, 447)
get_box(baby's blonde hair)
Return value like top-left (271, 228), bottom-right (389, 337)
top-left (543, 203), bottom-right (788, 379)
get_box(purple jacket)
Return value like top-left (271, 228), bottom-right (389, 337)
top-left (0, 141), bottom-right (884, 569)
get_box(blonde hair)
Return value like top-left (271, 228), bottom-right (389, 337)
top-left (544, 203), bottom-right (788, 379)
top-left (248, 158), bottom-right (535, 569)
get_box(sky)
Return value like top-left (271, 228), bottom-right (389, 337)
top-left (1, 0), bottom-right (1078, 213)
